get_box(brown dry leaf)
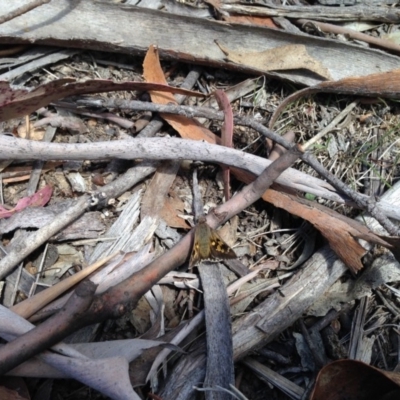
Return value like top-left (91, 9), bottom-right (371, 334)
top-left (159, 192), bottom-right (189, 229)
top-left (263, 189), bottom-right (400, 274)
top-left (216, 43), bottom-right (332, 80)
top-left (0, 79), bottom-right (203, 123)
top-left (142, 45), bottom-right (218, 143)
top-left (217, 215), bottom-right (238, 247)
top-left (0, 386), bottom-right (26, 400)
top-left (270, 69), bottom-right (400, 128)
top-left (311, 360), bottom-right (400, 400)
top-left (141, 161), bottom-right (180, 221)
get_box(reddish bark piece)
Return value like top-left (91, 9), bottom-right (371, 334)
top-left (0, 185), bottom-right (52, 219)
top-left (269, 68), bottom-right (400, 128)
top-left (223, 15), bottom-right (279, 29)
top-left (214, 89), bottom-right (233, 200)
top-left (262, 189), bottom-right (400, 274)
top-left (311, 360), bottom-right (400, 400)
top-left (0, 79), bottom-right (203, 122)
top-left (205, 0), bottom-right (278, 28)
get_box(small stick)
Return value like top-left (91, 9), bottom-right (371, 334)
top-left (0, 0), bottom-right (50, 25)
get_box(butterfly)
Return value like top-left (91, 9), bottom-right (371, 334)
top-left (189, 216), bottom-right (237, 267)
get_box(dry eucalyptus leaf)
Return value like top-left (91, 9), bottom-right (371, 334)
top-left (159, 192), bottom-right (189, 229)
top-left (217, 42), bottom-right (332, 80)
top-left (143, 45), bottom-right (217, 143)
top-left (0, 185), bottom-right (52, 219)
top-left (311, 360), bottom-right (400, 400)
top-left (263, 189), bottom-right (400, 274)
top-left (0, 78), bottom-right (202, 123)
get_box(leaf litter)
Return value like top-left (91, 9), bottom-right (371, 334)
top-left (1, 2), bottom-right (400, 399)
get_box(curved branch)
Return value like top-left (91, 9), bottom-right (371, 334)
top-left (1, 135), bottom-right (398, 221)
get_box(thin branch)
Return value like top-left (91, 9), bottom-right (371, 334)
top-left (0, 0), bottom-right (50, 25)
top-left (298, 19), bottom-right (400, 55)
top-left (239, 116), bottom-right (400, 236)
top-left (1, 133), bottom-right (399, 225)
top-left (73, 98), bottom-right (400, 233)
top-left (0, 141), bottom-right (302, 375)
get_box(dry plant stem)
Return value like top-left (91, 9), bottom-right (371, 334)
top-left (76, 98), bottom-right (223, 120)
top-left (2, 95), bottom-right (399, 230)
top-left (298, 19), bottom-right (400, 55)
top-left (269, 131), bottom-right (296, 161)
top-left (27, 126), bottom-right (57, 195)
top-left (173, 67), bottom-right (202, 104)
top-left (192, 169), bottom-right (204, 219)
top-left (74, 98), bottom-right (399, 231)
top-left (0, 135), bottom-right (365, 213)
top-left (243, 358), bottom-right (304, 399)
top-left (0, 0), bottom-right (50, 24)
top-left (220, 145), bottom-right (303, 220)
top-left (0, 139), bottom-right (301, 374)
top-left (0, 280), bottom-right (96, 376)
top-left (214, 89), bottom-right (234, 201)
top-left (10, 252), bottom-right (120, 319)
top-left (219, 2), bottom-right (398, 23)
top-left (0, 132), bottom-right (398, 229)
top-left (241, 117), bottom-right (400, 236)
top-left (301, 151), bottom-right (399, 236)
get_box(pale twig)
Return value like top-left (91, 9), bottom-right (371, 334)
top-left (0, 133), bottom-right (302, 375)
top-left (3, 134), bottom-right (397, 220)
top-left (74, 97), bottom-right (399, 232)
top-left (298, 19), bottom-right (400, 55)
top-left (0, 0), bottom-right (50, 25)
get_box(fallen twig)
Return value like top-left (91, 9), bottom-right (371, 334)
top-left (0, 142), bottom-right (302, 375)
top-left (298, 18), bottom-right (400, 55)
top-left (1, 134), bottom-right (399, 223)
top-left (0, 0), bottom-right (50, 25)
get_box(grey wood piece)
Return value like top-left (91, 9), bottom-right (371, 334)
top-left (0, 1), bottom-right (400, 87)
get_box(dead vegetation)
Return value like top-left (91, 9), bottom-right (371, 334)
top-left (0, 1), bottom-right (400, 400)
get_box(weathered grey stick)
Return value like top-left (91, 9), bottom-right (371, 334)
top-left (232, 246), bottom-right (346, 359)
top-left (1, 135), bottom-right (399, 221)
top-left (0, 0), bottom-right (400, 87)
